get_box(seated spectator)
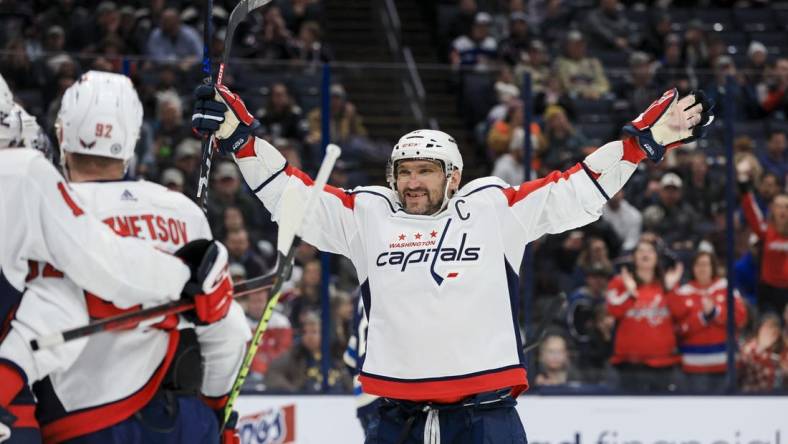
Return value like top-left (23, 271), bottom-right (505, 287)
top-left (737, 313), bottom-right (788, 392)
top-left (616, 52), bottom-right (660, 118)
top-left (539, 105), bottom-right (589, 172)
top-left (513, 40), bottom-right (551, 95)
top-left (255, 82), bottom-right (308, 142)
top-left (738, 161), bottom-right (788, 315)
top-left (703, 56), bottom-right (750, 121)
top-left (331, 291), bottom-right (355, 355)
top-left (266, 311), bottom-right (352, 394)
top-left (485, 66), bottom-right (520, 124)
top-left (682, 20), bottom-right (709, 74)
top-left (642, 172), bottom-right (701, 252)
top-left (288, 21), bottom-right (332, 63)
top-left (639, 12), bottom-right (672, 59)
top-left (574, 236), bottom-right (613, 285)
top-left (450, 12), bottom-right (498, 70)
top-left (759, 58), bottom-right (788, 117)
top-left (306, 84), bottom-right (367, 149)
top-left (246, 288), bottom-right (293, 381)
top-left (145, 8), bottom-right (202, 67)
top-left (159, 167), bottom-right (185, 194)
top-left (208, 161), bottom-right (265, 236)
top-left (744, 41), bottom-right (769, 86)
top-left (491, 132), bottom-right (527, 186)
top-left (759, 130), bottom-right (787, 182)
top-left (553, 30), bottom-right (610, 100)
top-left (1, 37), bottom-right (38, 91)
top-left (654, 34), bottom-right (690, 92)
top-left (581, 0), bottom-right (633, 51)
top-left (152, 90), bottom-right (190, 170)
top-left (602, 191), bottom-right (642, 252)
top-left (251, 5), bottom-right (293, 61)
top-left (669, 251), bottom-right (748, 393)
top-left (758, 173), bottom-right (784, 210)
top-left (225, 227), bottom-right (269, 278)
top-left (289, 258), bottom-right (323, 329)
top-left (446, 0), bottom-right (479, 46)
top-left (534, 334), bottom-right (580, 386)
top-left (280, 0), bottom-right (322, 35)
top-left (606, 238), bottom-right (683, 392)
top-left (172, 138), bottom-right (201, 197)
top-left (683, 152), bottom-right (724, 220)
top-left (498, 11), bottom-right (531, 66)
top-left (538, 0), bottom-right (573, 46)
top-left (567, 263), bottom-right (615, 384)
top-left (78, 1), bottom-right (122, 54)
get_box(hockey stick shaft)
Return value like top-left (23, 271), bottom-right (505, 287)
top-left (30, 273), bottom-right (278, 351)
top-left (196, 0), bottom-right (214, 213)
top-left (221, 144), bottom-right (342, 427)
top-left (197, 0), bottom-right (272, 212)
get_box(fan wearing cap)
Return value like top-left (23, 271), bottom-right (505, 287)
top-left (450, 12), bottom-right (498, 68)
top-left (642, 172), bottom-right (702, 251)
top-left (193, 82), bottom-right (714, 442)
top-left (20, 71), bottom-right (250, 444)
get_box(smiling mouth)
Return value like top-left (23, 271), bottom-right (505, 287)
top-left (405, 191), bottom-right (427, 200)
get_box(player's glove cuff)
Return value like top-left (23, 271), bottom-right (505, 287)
top-left (623, 88), bottom-right (715, 163)
top-left (176, 240), bottom-right (234, 325)
top-left (191, 84), bottom-right (260, 156)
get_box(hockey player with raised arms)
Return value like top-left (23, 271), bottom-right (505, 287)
top-left (192, 84), bottom-right (714, 442)
top-left (0, 73), bottom-right (241, 444)
top-left (0, 81), bottom-right (235, 443)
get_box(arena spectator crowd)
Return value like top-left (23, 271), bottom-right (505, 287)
top-left (1, 0), bottom-right (787, 394)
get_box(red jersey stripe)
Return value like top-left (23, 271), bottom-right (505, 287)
top-left (501, 164), bottom-right (583, 207)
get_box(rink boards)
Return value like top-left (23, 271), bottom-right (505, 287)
top-left (234, 395), bottom-right (787, 444)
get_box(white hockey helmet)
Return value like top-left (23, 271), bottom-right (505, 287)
top-left (57, 70), bottom-right (142, 165)
top-left (386, 129), bottom-right (464, 190)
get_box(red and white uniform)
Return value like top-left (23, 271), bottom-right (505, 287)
top-left (234, 135), bottom-right (647, 402)
top-left (8, 178), bottom-right (249, 443)
top-left (741, 192), bottom-right (788, 289)
top-left (0, 150), bottom-right (190, 428)
top-left (668, 278), bottom-right (747, 373)
top-left (606, 276), bottom-right (680, 367)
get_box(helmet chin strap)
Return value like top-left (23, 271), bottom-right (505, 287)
top-left (429, 171), bottom-right (454, 216)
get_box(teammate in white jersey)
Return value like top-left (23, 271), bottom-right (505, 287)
top-left (0, 78), bottom-right (234, 443)
top-left (4, 71), bottom-right (248, 444)
top-left (193, 84), bottom-right (713, 443)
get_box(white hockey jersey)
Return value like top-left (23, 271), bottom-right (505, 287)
top-left (6, 178), bottom-right (249, 443)
top-left (0, 150), bottom-right (190, 428)
top-left (235, 136), bottom-right (645, 402)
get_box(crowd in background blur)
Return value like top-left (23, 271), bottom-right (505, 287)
top-left (1, 0), bottom-right (786, 394)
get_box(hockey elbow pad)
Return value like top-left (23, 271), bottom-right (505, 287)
top-left (623, 88), bottom-right (715, 163)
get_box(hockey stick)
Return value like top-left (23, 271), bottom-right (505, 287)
top-left (196, 0), bottom-right (272, 212)
top-left (29, 272), bottom-right (280, 351)
top-left (221, 144), bottom-right (342, 428)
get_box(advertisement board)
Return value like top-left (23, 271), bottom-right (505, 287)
top-left (234, 395), bottom-right (788, 444)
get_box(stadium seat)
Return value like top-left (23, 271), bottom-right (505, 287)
top-left (288, 73), bottom-right (322, 112)
top-left (733, 8), bottom-right (778, 32)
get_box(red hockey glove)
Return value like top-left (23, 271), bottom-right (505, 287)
top-left (622, 88), bottom-right (715, 163)
top-left (175, 240), bottom-right (233, 325)
top-left (221, 411), bottom-right (241, 444)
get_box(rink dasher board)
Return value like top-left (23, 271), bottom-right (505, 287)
top-left (234, 395), bottom-right (787, 444)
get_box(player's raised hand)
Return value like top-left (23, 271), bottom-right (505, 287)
top-left (175, 239), bottom-right (234, 324)
top-left (623, 88), bottom-right (715, 163)
top-left (192, 84), bottom-right (259, 155)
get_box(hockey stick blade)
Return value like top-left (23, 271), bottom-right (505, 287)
top-left (221, 144), bottom-right (341, 428)
top-left (30, 272), bottom-right (279, 351)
